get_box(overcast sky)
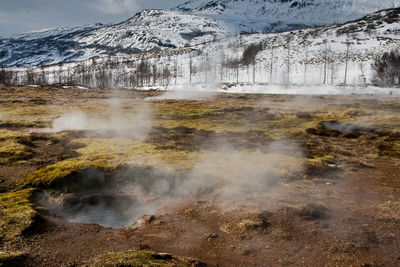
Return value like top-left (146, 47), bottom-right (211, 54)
top-left (0, 0), bottom-right (184, 37)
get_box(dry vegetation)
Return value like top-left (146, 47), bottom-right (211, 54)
top-left (0, 84), bottom-right (400, 266)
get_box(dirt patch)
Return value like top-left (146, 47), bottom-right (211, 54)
top-left (1, 87), bottom-right (400, 266)
top-left (0, 133), bottom-right (83, 191)
top-left (146, 126), bottom-right (271, 151)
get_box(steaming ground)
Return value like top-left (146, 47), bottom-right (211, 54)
top-left (51, 99), bottom-right (152, 137)
top-left (146, 79), bottom-right (218, 100)
top-left (1, 85), bottom-right (400, 266)
top-left (36, 140), bottom-right (303, 228)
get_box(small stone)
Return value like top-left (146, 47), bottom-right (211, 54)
top-left (137, 215), bottom-right (156, 225)
top-left (139, 244), bottom-right (151, 250)
top-left (201, 233), bottom-right (218, 241)
top-left (152, 253), bottom-right (173, 260)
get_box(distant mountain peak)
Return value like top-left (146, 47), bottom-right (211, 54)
top-left (175, 0), bottom-right (400, 23)
top-left (2, 0), bottom-right (400, 67)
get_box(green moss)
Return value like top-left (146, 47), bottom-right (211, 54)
top-left (92, 249), bottom-right (196, 267)
top-left (0, 189), bottom-right (38, 242)
top-left (19, 159), bottom-right (113, 188)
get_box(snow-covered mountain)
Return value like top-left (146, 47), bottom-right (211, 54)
top-left (0, 10), bottom-right (231, 67)
top-left (176, 0), bottom-right (400, 31)
top-left (6, 7), bottom-right (400, 90)
top-left (1, 0), bottom-right (399, 67)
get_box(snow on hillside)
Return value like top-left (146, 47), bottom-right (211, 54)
top-left (75, 10), bottom-right (231, 51)
top-left (2, 0), bottom-right (399, 67)
top-left (176, 0), bottom-right (400, 32)
top-left (0, 10), bottom-right (234, 67)
top-left (6, 7), bottom-right (400, 94)
top-left (0, 24), bottom-right (106, 67)
top-left (13, 24), bottom-right (106, 41)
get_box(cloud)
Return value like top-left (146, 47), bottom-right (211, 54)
top-left (89, 0), bottom-right (139, 15)
top-left (0, 0), bottom-right (183, 36)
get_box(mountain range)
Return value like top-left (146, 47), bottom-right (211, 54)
top-left (1, 0), bottom-right (399, 67)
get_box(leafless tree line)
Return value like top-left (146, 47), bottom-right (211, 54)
top-left (0, 37), bottom-right (380, 88)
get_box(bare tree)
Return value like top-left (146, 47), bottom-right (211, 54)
top-left (152, 64), bottom-right (157, 86)
top-left (270, 42), bottom-right (274, 83)
top-left (162, 65), bottom-right (171, 86)
top-left (0, 66), bottom-right (6, 84)
top-left (26, 68), bottom-right (35, 85)
top-left (241, 43), bottom-right (262, 66)
top-left (189, 55), bottom-right (193, 84)
top-left (285, 36), bottom-right (292, 85)
top-left (252, 59), bottom-right (256, 84)
top-left (323, 39), bottom-right (328, 84)
top-left (173, 58), bottom-right (178, 85)
top-left (372, 49), bottom-right (400, 86)
top-left (0, 66), bottom-right (14, 85)
top-left (303, 41), bottom-right (310, 84)
top-left (344, 40), bottom-right (352, 85)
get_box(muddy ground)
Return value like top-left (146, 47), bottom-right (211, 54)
top-left (0, 85), bottom-right (400, 266)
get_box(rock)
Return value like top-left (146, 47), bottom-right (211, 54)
top-left (137, 215), bottom-right (156, 225)
top-left (239, 219), bottom-right (265, 230)
top-left (296, 112), bottom-right (313, 119)
top-left (342, 131), bottom-right (362, 139)
top-left (186, 258), bottom-right (207, 267)
top-left (201, 233), bottom-right (218, 241)
top-left (241, 249), bottom-right (256, 256)
top-left (298, 204), bottom-right (328, 220)
top-left (139, 244), bottom-right (151, 250)
top-left (61, 193), bottom-right (80, 207)
top-left (152, 253), bottom-right (173, 260)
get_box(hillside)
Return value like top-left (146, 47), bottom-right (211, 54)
top-left (176, 0), bottom-right (400, 32)
top-left (2, 7), bottom-right (400, 92)
top-left (1, 0), bottom-right (399, 67)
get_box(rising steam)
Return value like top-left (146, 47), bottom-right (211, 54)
top-left (39, 137), bottom-right (304, 228)
top-left (52, 98), bottom-right (152, 138)
top-left (147, 79), bottom-right (218, 100)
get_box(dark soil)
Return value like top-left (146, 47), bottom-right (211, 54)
top-left (0, 133), bottom-right (82, 192)
top-left (1, 86), bottom-right (400, 266)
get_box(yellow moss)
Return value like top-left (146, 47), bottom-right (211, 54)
top-left (0, 139), bottom-right (25, 155)
top-left (0, 189), bottom-right (38, 242)
top-left (92, 249), bottom-right (194, 267)
top-left (19, 159), bottom-right (113, 188)
top-left (20, 137), bottom-right (201, 189)
top-left (76, 138), bottom-right (200, 170)
top-left (378, 141), bottom-right (400, 157)
top-left (0, 131), bottom-right (32, 164)
top-left (0, 130), bottom-right (29, 139)
top-left (305, 155), bottom-right (334, 167)
top-left (0, 103), bottom-right (59, 127)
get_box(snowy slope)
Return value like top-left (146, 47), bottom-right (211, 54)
top-left (1, 0), bottom-right (400, 67)
top-left (10, 7), bottom-right (400, 91)
top-left (176, 0), bottom-right (400, 31)
top-left (75, 10), bottom-right (231, 51)
top-left (0, 24), bottom-right (106, 67)
top-left (0, 9), bottom-right (233, 67)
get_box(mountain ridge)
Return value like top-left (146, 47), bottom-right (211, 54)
top-left (1, 0), bottom-right (399, 67)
